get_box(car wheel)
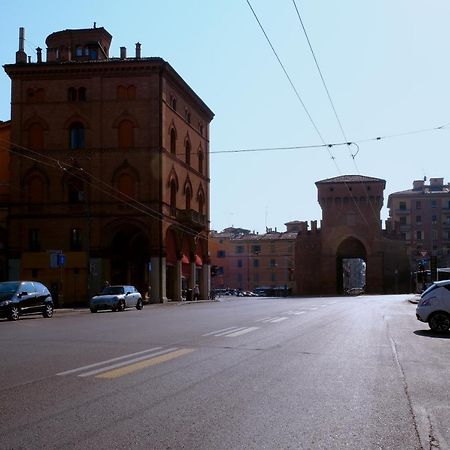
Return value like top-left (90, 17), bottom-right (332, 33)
top-left (90, 307), bottom-right (97, 313)
top-left (136, 299), bottom-right (143, 310)
top-left (429, 312), bottom-right (450, 332)
top-left (8, 305), bottom-right (20, 321)
top-left (117, 300), bottom-right (125, 312)
top-left (43, 304), bottom-right (54, 318)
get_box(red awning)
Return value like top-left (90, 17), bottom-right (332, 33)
top-left (195, 255), bottom-right (203, 266)
top-left (181, 254), bottom-right (190, 264)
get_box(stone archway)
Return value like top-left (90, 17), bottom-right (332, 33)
top-left (336, 237), bottom-right (367, 294)
top-left (110, 225), bottom-right (149, 296)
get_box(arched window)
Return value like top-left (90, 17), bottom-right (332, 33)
top-left (127, 85), bottom-right (136, 99)
top-left (117, 85), bottom-right (127, 99)
top-left (69, 122), bottom-right (85, 149)
top-left (117, 173), bottom-right (136, 199)
top-left (68, 87), bottom-right (77, 101)
top-left (78, 87), bottom-right (86, 101)
top-left (118, 120), bottom-right (134, 148)
top-left (198, 149), bottom-right (204, 174)
top-left (27, 176), bottom-right (44, 203)
top-left (28, 123), bottom-right (44, 150)
top-left (185, 140), bottom-right (191, 165)
top-left (170, 180), bottom-right (177, 215)
top-left (185, 185), bottom-right (191, 210)
top-left (198, 191), bottom-right (205, 215)
top-left (170, 128), bottom-right (176, 154)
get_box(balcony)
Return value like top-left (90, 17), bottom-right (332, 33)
top-left (177, 209), bottom-right (207, 230)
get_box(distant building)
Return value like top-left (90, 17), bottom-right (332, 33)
top-left (210, 225), bottom-right (297, 294)
top-left (3, 26), bottom-right (214, 305)
top-left (386, 178), bottom-right (450, 275)
top-left (295, 175), bottom-right (410, 295)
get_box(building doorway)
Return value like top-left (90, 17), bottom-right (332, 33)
top-left (110, 226), bottom-right (149, 296)
top-left (336, 237), bottom-right (367, 294)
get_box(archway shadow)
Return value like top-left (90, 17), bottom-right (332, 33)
top-left (414, 329), bottom-right (450, 339)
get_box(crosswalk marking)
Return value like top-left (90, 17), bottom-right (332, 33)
top-left (203, 326), bottom-right (260, 337)
top-left (96, 348), bottom-right (195, 379)
top-left (78, 348), bottom-right (178, 377)
top-left (225, 327), bottom-right (259, 337)
top-left (56, 347), bottom-right (163, 376)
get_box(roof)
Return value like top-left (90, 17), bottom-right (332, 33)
top-left (316, 175), bottom-right (385, 184)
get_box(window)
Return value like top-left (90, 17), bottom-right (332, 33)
top-left (68, 87), bottom-right (77, 101)
top-left (270, 259), bottom-right (277, 268)
top-left (117, 173), bottom-right (135, 199)
top-left (416, 230), bottom-right (423, 240)
top-left (69, 122), bottom-right (85, 149)
top-left (432, 215), bottom-right (437, 225)
top-left (127, 85), bottom-right (136, 99)
top-left (416, 216), bottom-right (421, 225)
top-left (28, 229), bottom-right (40, 251)
top-left (75, 46), bottom-right (83, 57)
top-left (217, 250), bottom-right (226, 258)
top-left (185, 140), bottom-right (191, 165)
top-left (185, 109), bottom-right (191, 124)
top-left (70, 228), bottom-right (82, 251)
top-left (237, 259), bottom-right (243, 268)
top-left (399, 201), bottom-right (406, 210)
top-left (185, 185), bottom-right (191, 210)
top-left (251, 245), bottom-right (261, 254)
top-left (432, 230), bottom-right (438, 241)
top-left (447, 216), bottom-right (450, 225)
top-left (198, 191), bottom-right (205, 215)
top-left (271, 273), bottom-right (277, 282)
top-left (431, 200), bottom-right (437, 208)
top-left (28, 123), bottom-right (44, 150)
top-left (170, 128), bottom-right (177, 154)
top-left (253, 259), bottom-right (259, 268)
top-left (78, 87), bottom-right (86, 101)
top-left (68, 179), bottom-right (85, 204)
top-left (416, 200), bottom-right (421, 210)
top-left (170, 96), bottom-right (177, 111)
top-left (117, 85), bottom-right (127, 99)
top-left (198, 149), bottom-right (204, 174)
top-left (27, 176), bottom-right (44, 203)
top-left (170, 180), bottom-right (177, 215)
top-left (118, 120), bottom-right (134, 148)
top-left (236, 245), bottom-right (244, 254)
top-left (399, 216), bottom-right (407, 225)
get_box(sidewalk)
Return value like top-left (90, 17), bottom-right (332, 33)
top-left (407, 293), bottom-right (420, 304)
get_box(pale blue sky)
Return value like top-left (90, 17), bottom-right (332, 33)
top-left (1, 1), bottom-right (449, 233)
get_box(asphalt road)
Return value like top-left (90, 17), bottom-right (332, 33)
top-left (0, 294), bottom-right (449, 449)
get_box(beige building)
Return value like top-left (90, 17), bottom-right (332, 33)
top-left (387, 178), bottom-right (450, 275)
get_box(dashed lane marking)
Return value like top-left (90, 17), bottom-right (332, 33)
top-left (202, 326), bottom-right (260, 337)
top-left (225, 327), bottom-right (260, 337)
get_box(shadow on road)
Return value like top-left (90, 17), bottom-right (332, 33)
top-left (414, 329), bottom-right (450, 339)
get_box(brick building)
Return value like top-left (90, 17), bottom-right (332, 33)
top-left (295, 175), bottom-right (410, 295)
top-left (386, 178), bottom-right (450, 276)
top-left (0, 120), bottom-right (10, 280)
top-left (3, 26), bottom-right (213, 305)
top-left (210, 225), bottom-right (297, 294)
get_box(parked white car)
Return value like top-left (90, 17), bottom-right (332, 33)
top-left (90, 285), bottom-right (143, 313)
top-left (416, 280), bottom-right (450, 332)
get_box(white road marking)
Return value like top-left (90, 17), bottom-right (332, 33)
top-left (56, 347), bottom-right (163, 376)
top-left (269, 317), bottom-right (288, 323)
top-left (78, 348), bottom-right (178, 377)
top-left (225, 327), bottom-right (259, 337)
top-left (202, 326), bottom-right (239, 336)
top-left (213, 327), bottom-right (249, 336)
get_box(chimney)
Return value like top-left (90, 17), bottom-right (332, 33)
top-left (135, 42), bottom-right (141, 58)
top-left (120, 46), bottom-right (127, 59)
top-left (36, 47), bottom-right (42, 63)
top-left (16, 27), bottom-right (27, 63)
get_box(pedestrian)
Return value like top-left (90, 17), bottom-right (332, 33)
top-left (194, 284), bottom-right (200, 301)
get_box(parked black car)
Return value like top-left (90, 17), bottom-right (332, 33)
top-left (0, 281), bottom-right (54, 321)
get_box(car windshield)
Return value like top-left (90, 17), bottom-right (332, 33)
top-left (0, 282), bottom-right (20, 293)
top-left (101, 286), bottom-right (124, 295)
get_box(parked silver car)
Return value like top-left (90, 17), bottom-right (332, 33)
top-left (90, 285), bottom-right (143, 313)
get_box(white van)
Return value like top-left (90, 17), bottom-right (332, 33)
top-left (416, 280), bottom-right (450, 332)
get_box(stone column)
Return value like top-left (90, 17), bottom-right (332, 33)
top-left (174, 259), bottom-right (182, 301)
top-left (201, 263), bottom-right (210, 300)
top-left (150, 256), bottom-right (168, 303)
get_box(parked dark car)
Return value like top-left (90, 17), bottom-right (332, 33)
top-left (89, 285), bottom-right (143, 312)
top-left (0, 281), bottom-right (54, 321)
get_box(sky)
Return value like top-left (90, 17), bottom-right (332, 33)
top-left (1, 1), bottom-right (449, 234)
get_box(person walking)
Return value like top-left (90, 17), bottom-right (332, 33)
top-left (193, 284), bottom-right (200, 301)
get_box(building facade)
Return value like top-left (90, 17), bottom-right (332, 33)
top-left (3, 26), bottom-right (214, 305)
top-left (0, 120), bottom-right (10, 280)
top-left (386, 178), bottom-right (450, 276)
top-left (295, 175), bottom-right (410, 295)
top-left (210, 225), bottom-right (297, 294)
